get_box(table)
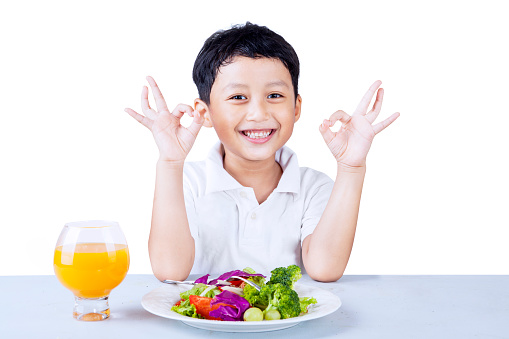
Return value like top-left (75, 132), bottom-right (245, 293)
top-left (1, 275), bottom-right (508, 338)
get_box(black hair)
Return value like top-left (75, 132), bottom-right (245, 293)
top-left (192, 22), bottom-right (300, 104)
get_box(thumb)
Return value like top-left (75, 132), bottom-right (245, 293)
top-left (187, 110), bottom-right (205, 137)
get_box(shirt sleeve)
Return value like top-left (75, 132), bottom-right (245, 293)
top-left (300, 175), bottom-right (334, 245)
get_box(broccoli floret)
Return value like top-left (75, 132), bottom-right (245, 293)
top-left (256, 283), bottom-right (273, 309)
top-left (272, 284), bottom-right (301, 319)
top-left (259, 283), bottom-right (301, 319)
top-left (243, 266), bottom-right (303, 318)
top-left (243, 284), bottom-right (276, 310)
top-left (287, 265), bottom-right (303, 285)
top-left (242, 281), bottom-right (272, 310)
top-left (267, 267), bottom-right (291, 287)
top-left (267, 265), bottom-right (302, 289)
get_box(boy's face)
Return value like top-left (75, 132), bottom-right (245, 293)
top-left (196, 56), bottom-right (302, 163)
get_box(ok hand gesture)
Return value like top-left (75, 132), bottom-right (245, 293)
top-left (125, 76), bottom-right (204, 163)
top-left (319, 80), bottom-right (400, 169)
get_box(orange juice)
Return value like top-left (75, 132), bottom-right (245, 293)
top-left (54, 243), bottom-right (129, 298)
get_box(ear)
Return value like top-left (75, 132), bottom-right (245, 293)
top-left (194, 98), bottom-right (213, 128)
top-left (294, 94), bottom-right (302, 123)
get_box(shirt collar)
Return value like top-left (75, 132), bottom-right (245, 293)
top-left (204, 142), bottom-right (301, 195)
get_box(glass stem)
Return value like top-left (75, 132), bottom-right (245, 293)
top-left (73, 296), bottom-right (110, 321)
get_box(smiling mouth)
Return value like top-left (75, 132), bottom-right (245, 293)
top-left (241, 129), bottom-right (275, 139)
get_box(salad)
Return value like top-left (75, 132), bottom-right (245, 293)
top-left (171, 265), bottom-right (317, 321)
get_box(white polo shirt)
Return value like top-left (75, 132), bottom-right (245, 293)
top-left (183, 142), bottom-right (334, 276)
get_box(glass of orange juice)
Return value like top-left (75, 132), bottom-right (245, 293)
top-left (54, 220), bottom-right (130, 321)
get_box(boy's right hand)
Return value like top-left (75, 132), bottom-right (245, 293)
top-left (125, 76), bottom-right (204, 163)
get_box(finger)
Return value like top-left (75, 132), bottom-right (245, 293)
top-left (373, 112), bottom-right (400, 134)
top-left (171, 104), bottom-right (194, 119)
top-left (328, 110), bottom-right (352, 126)
top-left (319, 110), bottom-right (350, 144)
top-left (354, 80), bottom-right (382, 116)
top-left (319, 119), bottom-right (335, 144)
top-left (186, 110), bottom-right (205, 137)
top-left (125, 108), bottom-right (153, 129)
top-left (365, 88), bottom-right (384, 124)
top-left (140, 86), bottom-right (156, 118)
top-left (146, 76), bottom-right (170, 113)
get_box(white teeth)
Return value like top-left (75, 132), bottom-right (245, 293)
top-left (243, 130), bottom-right (272, 139)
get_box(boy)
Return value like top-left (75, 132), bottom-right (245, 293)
top-left (125, 22), bottom-right (399, 282)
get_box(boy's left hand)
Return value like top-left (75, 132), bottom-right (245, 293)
top-left (319, 80), bottom-right (400, 169)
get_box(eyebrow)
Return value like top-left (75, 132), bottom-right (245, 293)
top-left (222, 82), bottom-right (248, 91)
top-left (222, 80), bottom-right (290, 92)
top-left (266, 80), bottom-right (290, 89)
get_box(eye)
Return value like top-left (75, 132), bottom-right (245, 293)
top-left (267, 93), bottom-right (283, 99)
top-left (230, 95), bottom-right (247, 100)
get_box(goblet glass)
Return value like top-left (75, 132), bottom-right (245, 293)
top-left (54, 220), bottom-right (129, 321)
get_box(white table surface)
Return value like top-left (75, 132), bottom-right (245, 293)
top-left (1, 274), bottom-right (508, 338)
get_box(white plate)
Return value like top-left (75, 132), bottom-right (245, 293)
top-left (141, 283), bottom-right (341, 332)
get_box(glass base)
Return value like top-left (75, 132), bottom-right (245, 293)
top-left (73, 296), bottom-right (110, 321)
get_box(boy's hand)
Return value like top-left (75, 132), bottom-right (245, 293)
top-left (319, 80), bottom-right (400, 170)
top-left (125, 76), bottom-right (204, 163)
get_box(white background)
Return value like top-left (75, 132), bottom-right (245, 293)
top-left (1, 0), bottom-right (508, 276)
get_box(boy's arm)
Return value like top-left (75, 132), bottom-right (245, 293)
top-left (125, 76), bottom-right (204, 281)
top-left (149, 160), bottom-right (195, 281)
top-left (302, 80), bottom-right (399, 282)
top-left (302, 165), bottom-right (365, 282)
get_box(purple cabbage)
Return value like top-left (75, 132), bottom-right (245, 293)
top-left (208, 270), bottom-right (265, 285)
top-left (209, 291), bottom-right (251, 321)
top-left (193, 274), bottom-right (210, 284)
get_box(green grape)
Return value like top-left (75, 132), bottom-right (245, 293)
top-left (243, 307), bottom-right (263, 321)
top-left (264, 309), bottom-right (281, 320)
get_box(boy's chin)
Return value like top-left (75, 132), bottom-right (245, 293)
top-left (243, 143), bottom-right (287, 160)
top-left (224, 143), bottom-right (280, 162)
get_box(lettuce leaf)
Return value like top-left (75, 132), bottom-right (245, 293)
top-left (179, 283), bottom-right (209, 300)
top-left (171, 299), bottom-right (202, 318)
top-left (299, 297), bottom-right (317, 314)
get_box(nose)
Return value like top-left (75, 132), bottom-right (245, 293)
top-left (245, 98), bottom-right (270, 122)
